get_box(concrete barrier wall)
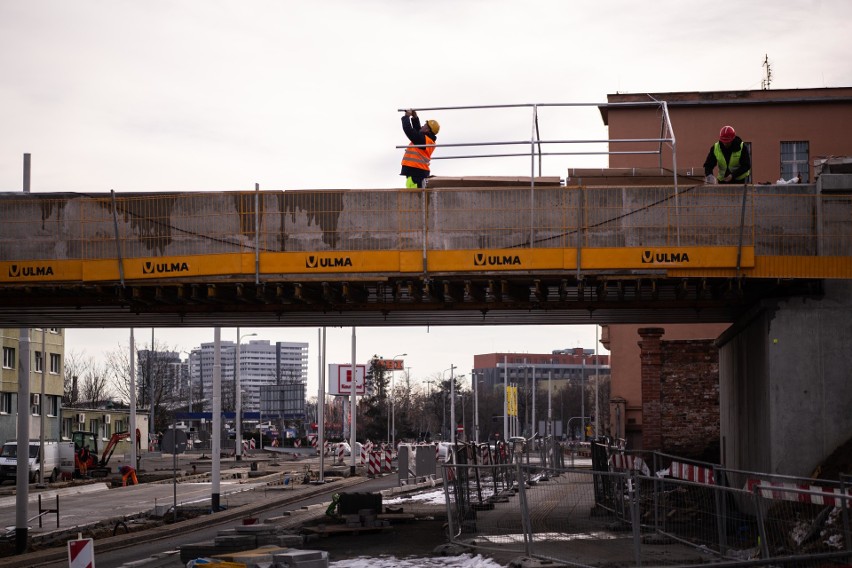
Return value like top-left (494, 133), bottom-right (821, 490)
top-left (1, 184), bottom-right (850, 263)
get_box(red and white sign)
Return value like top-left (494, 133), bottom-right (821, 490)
top-left (327, 364), bottom-right (367, 396)
top-left (374, 358), bottom-right (405, 371)
top-left (68, 537), bottom-right (95, 568)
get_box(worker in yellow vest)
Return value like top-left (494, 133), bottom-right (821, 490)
top-left (704, 125), bottom-right (751, 184)
top-left (400, 109), bottom-right (440, 189)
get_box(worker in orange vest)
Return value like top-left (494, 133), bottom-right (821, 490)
top-left (119, 464), bottom-right (138, 486)
top-left (400, 109), bottom-right (440, 189)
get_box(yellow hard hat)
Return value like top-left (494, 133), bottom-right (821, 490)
top-left (426, 119), bottom-right (440, 135)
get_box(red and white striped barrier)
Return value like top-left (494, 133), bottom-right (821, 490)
top-left (361, 441), bottom-right (373, 465)
top-left (337, 442), bottom-right (346, 464)
top-left (746, 479), bottom-right (850, 507)
top-left (669, 461), bottom-right (715, 485)
top-left (609, 453), bottom-right (650, 476)
top-left (368, 450), bottom-right (381, 476)
top-left (480, 444), bottom-right (491, 465)
top-left (609, 453), bottom-right (636, 470)
top-left (445, 451), bottom-right (456, 481)
top-left (308, 434), bottom-right (317, 447)
top-left (383, 448), bottom-right (392, 473)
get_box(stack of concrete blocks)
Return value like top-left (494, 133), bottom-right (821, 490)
top-left (274, 550), bottom-right (329, 568)
top-left (179, 524), bottom-right (303, 564)
top-left (194, 546), bottom-right (329, 568)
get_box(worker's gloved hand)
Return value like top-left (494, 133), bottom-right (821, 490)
top-left (704, 175), bottom-right (716, 185)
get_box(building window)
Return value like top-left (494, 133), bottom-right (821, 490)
top-left (2, 347), bottom-right (14, 369)
top-left (62, 418), bottom-right (74, 440)
top-left (50, 353), bottom-right (61, 374)
top-left (0, 392), bottom-right (12, 414)
top-left (48, 396), bottom-right (59, 417)
top-left (781, 141), bottom-right (809, 183)
top-left (34, 351), bottom-right (43, 373)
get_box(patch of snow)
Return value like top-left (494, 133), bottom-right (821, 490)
top-left (330, 553), bottom-right (504, 567)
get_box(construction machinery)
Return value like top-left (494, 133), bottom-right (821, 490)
top-left (71, 430), bottom-right (141, 478)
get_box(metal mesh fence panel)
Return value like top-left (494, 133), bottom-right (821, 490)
top-left (3, 186), bottom-right (852, 266)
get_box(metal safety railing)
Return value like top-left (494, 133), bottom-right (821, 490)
top-left (1, 185), bottom-right (851, 282)
top-left (396, 101), bottom-right (682, 248)
top-left (441, 443), bottom-right (852, 567)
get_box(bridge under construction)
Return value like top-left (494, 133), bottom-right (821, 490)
top-left (0, 177), bottom-right (846, 327)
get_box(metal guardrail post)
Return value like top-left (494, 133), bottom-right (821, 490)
top-left (516, 461), bottom-right (533, 557)
top-left (442, 465), bottom-right (456, 542)
top-left (630, 470), bottom-right (642, 566)
top-left (110, 190), bottom-right (125, 287)
top-left (752, 484), bottom-right (771, 560)
top-left (714, 465), bottom-right (728, 556)
top-left (652, 451), bottom-right (661, 535)
top-left (736, 183), bottom-right (749, 277)
top-left (840, 476), bottom-right (852, 553)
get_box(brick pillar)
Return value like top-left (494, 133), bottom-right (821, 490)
top-left (638, 327), bottom-right (665, 452)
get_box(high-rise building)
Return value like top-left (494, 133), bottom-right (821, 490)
top-left (190, 339), bottom-right (308, 414)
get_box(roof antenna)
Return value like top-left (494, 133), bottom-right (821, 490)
top-left (761, 54), bottom-right (772, 90)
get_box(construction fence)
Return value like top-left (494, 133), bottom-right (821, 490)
top-left (441, 440), bottom-right (852, 567)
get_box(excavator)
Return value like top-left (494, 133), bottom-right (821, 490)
top-left (72, 429), bottom-right (141, 478)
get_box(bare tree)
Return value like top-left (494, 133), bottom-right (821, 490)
top-left (64, 350), bottom-right (114, 407)
top-left (79, 359), bottom-right (114, 406)
top-left (63, 350), bottom-right (89, 407)
top-left (105, 339), bottom-right (183, 432)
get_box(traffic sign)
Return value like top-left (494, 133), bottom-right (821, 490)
top-left (68, 537), bottom-right (94, 568)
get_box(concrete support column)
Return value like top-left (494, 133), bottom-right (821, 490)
top-left (638, 327), bottom-right (664, 452)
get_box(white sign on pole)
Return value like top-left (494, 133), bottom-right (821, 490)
top-left (327, 364), bottom-right (366, 396)
top-left (68, 537), bottom-right (95, 568)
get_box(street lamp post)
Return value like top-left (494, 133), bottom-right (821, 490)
top-left (472, 371), bottom-right (480, 444)
top-left (235, 328), bottom-right (257, 461)
top-left (390, 353), bottom-right (406, 448)
top-left (447, 365), bottom-right (457, 444)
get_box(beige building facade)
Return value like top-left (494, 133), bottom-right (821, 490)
top-left (0, 328), bottom-right (65, 442)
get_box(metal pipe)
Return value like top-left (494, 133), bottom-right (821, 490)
top-left (661, 101), bottom-right (681, 246)
top-left (398, 101), bottom-right (671, 112)
top-left (110, 190), bottom-right (126, 287)
top-left (15, 327), bottom-right (30, 552)
top-left (431, 150), bottom-right (661, 160)
top-left (397, 137), bottom-right (673, 150)
top-left (254, 183), bottom-right (260, 285)
top-left (318, 327), bottom-right (326, 483)
top-left (212, 328), bottom-right (221, 511)
top-left (349, 327), bottom-right (357, 476)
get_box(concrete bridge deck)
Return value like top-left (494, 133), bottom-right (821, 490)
top-left (0, 181), bottom-right (848, 327)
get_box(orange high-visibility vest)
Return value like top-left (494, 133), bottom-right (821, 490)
top-left (401, 135), bottom-right (435, 172)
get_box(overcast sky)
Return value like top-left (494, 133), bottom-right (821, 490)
top-left (2, 1), bottom-right (850, 395)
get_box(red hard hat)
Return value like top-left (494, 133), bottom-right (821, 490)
top-left (719, 125), bottom-right (736, 143)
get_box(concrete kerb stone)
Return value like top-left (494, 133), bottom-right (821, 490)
top-left (0, 482), bottom-right (111, 508)
top-left (0, 474), bottom-right (366, 568)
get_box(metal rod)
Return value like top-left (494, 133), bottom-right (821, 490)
top-left (396, 137), bottom-right (673, 150)
top-left (110, 190), bottom-right (126, 287)
top-left (431, 151), bottom-right (660, 160)
top-left (736, 183), bottom-right (749, 277)
top-left (254, 183), bottom-right (260, 285)
top-left (661, 102), bottom-right (681, 246)
top-left (23, 153), bottom-right (30, 193)
top-left (398, 101), bottom-right (672, 112)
